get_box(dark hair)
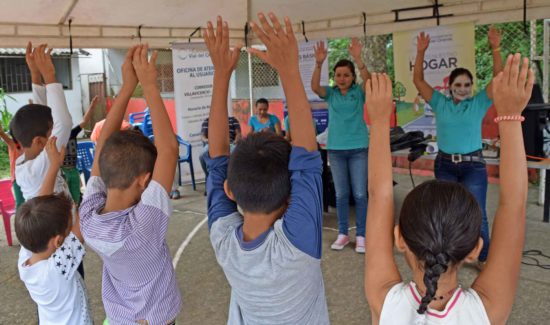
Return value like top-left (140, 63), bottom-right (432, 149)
top-left (399, 180), bottom-right (482, 314)
top-left (10, 104), bottom-right (53, 147)
top-left (227, 132), bottom-right (291, 213)
top-left (449, 68), bottom-right (473, 86)
top-left (15, 194), bottom-right (72, 253)
top-left (255, 98), bottom-right (269, 106)
top-left (333, 59), bottom-right (357, 85)
top-left (99, 130), bottom-right (157, 189)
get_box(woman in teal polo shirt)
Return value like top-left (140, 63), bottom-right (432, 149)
top-left (311, 38), bottom-right (371, 253)
top-left (413, 28), bottom-right (503, 264)
top-left (248, 98), bottom-right (282, 136)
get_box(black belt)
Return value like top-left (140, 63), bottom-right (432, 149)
top-left (438, 150), bottom-right (485, 164)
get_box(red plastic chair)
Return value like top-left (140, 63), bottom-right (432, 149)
top-left (0, 179), bottom-right (16, 246)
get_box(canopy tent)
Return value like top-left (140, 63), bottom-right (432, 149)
top-left (0, 0), bottom-right (549, 48)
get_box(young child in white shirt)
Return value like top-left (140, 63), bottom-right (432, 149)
top-left (16, 137), bottom-right (91, 325)
top-left (10, 43), bottom-right (72, 201)
top-left (364, 54), bottom-right (533, 324)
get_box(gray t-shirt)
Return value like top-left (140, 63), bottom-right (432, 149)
top-left (206, 147), bottom-right (329, 325)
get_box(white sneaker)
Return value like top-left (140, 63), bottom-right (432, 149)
top-left (355, 236), bottom-right (365, 254)
top-left (331, 234), bottom-right (350, 250)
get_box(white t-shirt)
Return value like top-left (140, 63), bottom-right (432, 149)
top-left (379, 282), bottom-right (490, 325)
top-left (18, 233), bottom-right (92, 325)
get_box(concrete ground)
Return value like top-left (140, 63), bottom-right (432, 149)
top-left (1, 173), bottom-right (549, 324)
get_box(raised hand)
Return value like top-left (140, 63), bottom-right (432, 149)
top-left (349, 37), bottom-right (363, 60)
top-left (365, 73), bottom-right (393, 125)
top-left (203, 16), bottom-right (242, 77)
top-left (45, 136), bottom-right (65, 168)
top-left (488, 26), bottom-right (501, 50)
top-left (132, 44), bottom-right (158, 89)
top-left (314, 41), bottom-right (328, 64)
top-left (121, 45), bottom-right (139, 90)
top-left (416, 32), bottom-right (430, 53)
top-left (492, 54), bottom-right (534, 117)
top-left (25, 42), bottom-right (41, 84)
top-left (34, 44), bottom-right (56, 84)
top-left (248, 12), bottom-right (299, 74)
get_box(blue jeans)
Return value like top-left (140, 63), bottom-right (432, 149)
top-left (328, 148), bottom-right (368, 237)
top-left (434, 156), bottom-right (490, 262)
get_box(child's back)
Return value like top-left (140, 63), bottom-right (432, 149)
top-left (80, 170), bottom-right (180, 322)
top-left (16, 138), bottom-right (91, 325)
top-left (79, 45), bottom-right (181, 324)
top-left (204, 14), bottom-right (327, 324)
top-left (12, 44), bottom-right (72, 201)
top-left (379, 282), bottom-right (489, 324)
top-left (208, 145), bottom-right (327, 324)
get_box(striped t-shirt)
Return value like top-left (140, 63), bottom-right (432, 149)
top-left (201, 117), bottom-right (241, 144)
top-left (79, 177), bottom-right (182, 324)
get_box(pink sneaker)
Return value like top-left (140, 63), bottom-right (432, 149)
top-left (331, 234), bottom-right (350, 250)
top-left (355, 236), bottom-right (365, 254)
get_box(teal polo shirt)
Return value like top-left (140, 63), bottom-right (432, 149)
top-left (429, 89), bottom-right (493, 154)
top-left (322, 84), bottom-right (369, 150)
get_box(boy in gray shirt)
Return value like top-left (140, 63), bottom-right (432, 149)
top-left (203, 14), bottom-right (329, 325)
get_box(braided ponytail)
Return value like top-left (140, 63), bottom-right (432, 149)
top-left (417, 252), bottom-right (449, 314)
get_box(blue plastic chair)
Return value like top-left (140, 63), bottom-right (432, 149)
top-left (148, 135), bottom-right (196, 191)
top-left (76, 141), bottom-right (95, 183)
top-left (140, 113), bottom-right (154, 137)
top-left (129, 108), bottom-right (150, 130)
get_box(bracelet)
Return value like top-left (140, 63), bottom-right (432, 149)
top-left (493, 115), bottom-right (525, 123)
top-left (492, 47), bottom-right (500, 52)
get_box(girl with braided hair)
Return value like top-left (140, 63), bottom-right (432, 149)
top-left (364, 54), bottom-right (533, 324)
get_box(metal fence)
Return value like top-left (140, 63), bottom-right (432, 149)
top-left (148, 19), bottom-right (548, 107)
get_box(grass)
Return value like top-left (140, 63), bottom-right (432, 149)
top-left (396, 101), bottom-right (425, 126)
top-left (0, 142), bottom-right (10, 179)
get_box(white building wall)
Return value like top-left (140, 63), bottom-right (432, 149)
top-left (6, 58), bottom-right (84, 127)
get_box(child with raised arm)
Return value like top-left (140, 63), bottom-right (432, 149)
top-left (61, 95), bottom-right (100, 204)
top-left (204, 14), bottom-right (328, 324)
top-left (79, 44), bottom-right (181, 325)
top-left (364, 54), bottom-right (533, 324)
top-left (16, 137), bottom-right (91, 325)
top-left (0, 125), bottom-right (24, 208)
top-left (11, 43), bottom-right (73, 201)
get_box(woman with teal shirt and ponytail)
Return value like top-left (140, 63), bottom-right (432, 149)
top-left (312, 38), bottom-right (371, 254)
top-left (413, 27), bottom-right (504, 266)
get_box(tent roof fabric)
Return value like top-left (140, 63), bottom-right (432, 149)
top-left (0, 48), bottom-right (90, 57)
top-left (0, 0), bottom-right (548, 48)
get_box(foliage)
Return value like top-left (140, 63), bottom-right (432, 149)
top-left (327, 38), bottom-right (351, 84)
top-left (475, 21), bottom-right (544, 92)
top-left (0, 88), bottom-right (15, 130)
top-left (0, 88), bottom-right (15, 179)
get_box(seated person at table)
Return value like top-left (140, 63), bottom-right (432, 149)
top-left (248, 98), bottom-right (282, 136)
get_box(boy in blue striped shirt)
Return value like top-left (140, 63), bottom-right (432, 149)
top-left (79, 45), bottom-right (181, 325)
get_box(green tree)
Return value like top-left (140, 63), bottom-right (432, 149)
top-left (393, 81), bottom-right (406, 102)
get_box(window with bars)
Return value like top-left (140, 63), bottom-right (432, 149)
top-left (0, 57), bottom-right (72, 93)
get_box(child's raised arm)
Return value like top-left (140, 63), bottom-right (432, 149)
top-left (91, 46), bottom-right (139, 178)
top-left (39, 136), bottom-right (65, 196)
top-left (472, 54), bottom-right (533, 324)
top-left (133, 44), bottom-right (179, 193)
top-left (249, 13), bottom-right (316, 151)
top-left (33, 44), bottom-right (72, 150)
top-left (364, 74), bottom-right (402, 319)
top-left (204, 17), bottom-right (242, 158)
